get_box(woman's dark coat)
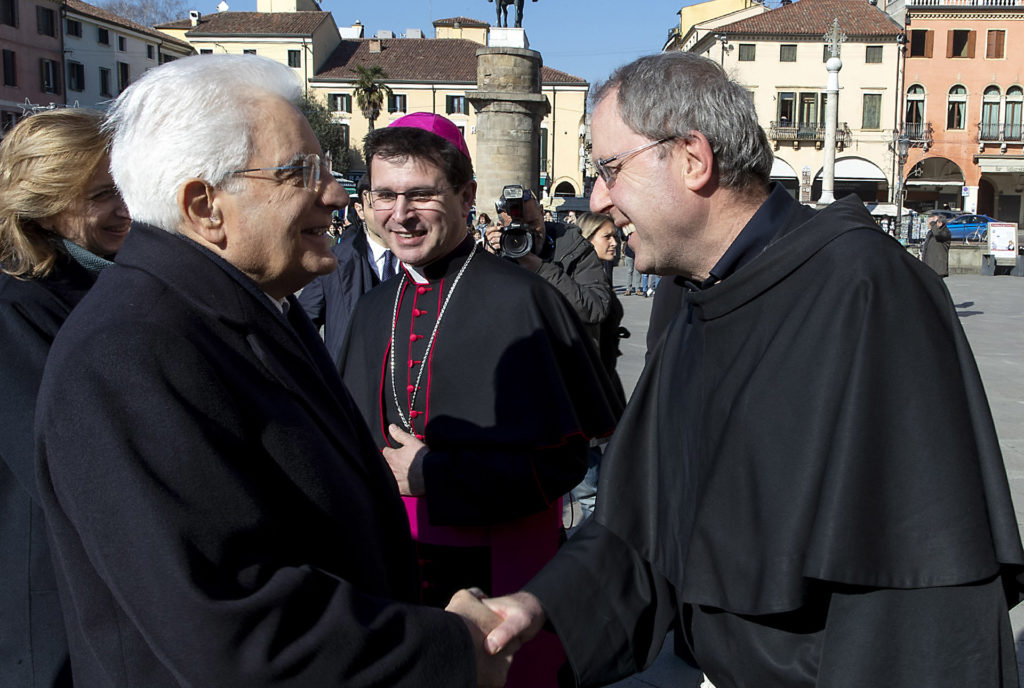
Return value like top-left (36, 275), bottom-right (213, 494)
top-left (0, 254), bottom-right (94, 687)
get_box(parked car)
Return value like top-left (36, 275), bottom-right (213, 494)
top-left (946, 213), bottom-right (997, 242)
top-left (927, 209), bottom-right (960, 222)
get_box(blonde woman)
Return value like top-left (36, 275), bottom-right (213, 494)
top-left (575, 211), bottom-right (625, 402)
top-left (0, 108), bottom-right (129, 686)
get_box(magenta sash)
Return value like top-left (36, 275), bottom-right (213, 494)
top-left (402, 495), bottom-right (566, 686)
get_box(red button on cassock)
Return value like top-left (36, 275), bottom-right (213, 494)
top-left (417, 286), bottom-right (430, 295)
top-left (410, 333), bottom-right (423, 342)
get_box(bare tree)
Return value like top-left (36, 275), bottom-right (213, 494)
top-left (99, 0), bottom-right (189, 27)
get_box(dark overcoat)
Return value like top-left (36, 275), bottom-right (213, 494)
top-left (34, 224), bottom-right (474, 687)
top-left (0, 256), bottom-right (93, 687)
top-left (529, 195), bottom-right (1024, 687)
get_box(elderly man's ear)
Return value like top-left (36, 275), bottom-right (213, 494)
top-left (178, 179), bottom-right (226, 243)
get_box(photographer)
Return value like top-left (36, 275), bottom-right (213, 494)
top-left (486, 186), bottom-right (612, 338)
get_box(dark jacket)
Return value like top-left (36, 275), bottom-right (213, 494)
top-left (296, 228), bottom-right (383, 363)
top-left (536, 222), bottom-right (612, 334)
top-left (921, 224), bottom-right (952, 277)
top-left (34, 224), bottom-right (473, 687)
top-left (0, 253), bottom-right (94, 688)
top-left (529, 195), bottom-right (1024, 687)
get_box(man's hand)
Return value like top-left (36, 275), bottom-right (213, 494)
top-left (382, 424), bottom-right (427, 495)
top-left (483, 225), bottom-right (503, 255)
top-left (446, 589), bottom-right (515, 688)
top-left (481, 591), bottom-right (547, 655)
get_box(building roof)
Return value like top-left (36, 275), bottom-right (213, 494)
top-left (64, 0), bottom-right (193, 50)
top-left (717, 0), bottom-right (903, 38)
top-left (315, 38), bottom-right (586, 85)
top-left (432, 16), bottom-right (490, 28)
top-left (157, 11), bottom-right (333, 37)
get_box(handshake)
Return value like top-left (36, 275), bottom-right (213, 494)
top-left (444, 588), bottom-right (548, 687)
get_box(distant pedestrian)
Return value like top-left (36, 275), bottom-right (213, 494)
top-left (621, 223), bottom-right (642, 295)
top-left (921, 213), bottom-right (952, 277)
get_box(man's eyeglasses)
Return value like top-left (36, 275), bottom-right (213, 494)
top-left (230, 151), bottom-right (332, 192)
top-left (593, 137), bottom-right (675, 189)
top-left (367, 186), bottom-right (454, 210)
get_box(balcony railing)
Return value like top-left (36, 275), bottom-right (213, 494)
top-left (899, 121), bottom-right (934, 147)
top-left (977, 121), bottom-right (1024, 143)
top-left (906, 0), bottom-right (1024, 7)
top-left (768, 121), bottom-right (852, 148)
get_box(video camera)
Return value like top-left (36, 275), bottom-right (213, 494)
top-left (494, 185), bottom-right (535, 259)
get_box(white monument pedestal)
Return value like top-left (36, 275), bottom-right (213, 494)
top-left (488, 27), bottom-right (529, 49)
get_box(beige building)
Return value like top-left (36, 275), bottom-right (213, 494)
top-left (156, 3), bottom-right (339, 91)
top-left (157, 10), bottom-right (589, 200)
top-left (676, 0), bottom-right (904, 203)
top-left (312, 17), bottom-right (588, 199)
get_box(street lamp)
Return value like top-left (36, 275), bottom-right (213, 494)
top-left (715, 34), bottom-right (733, 65)
top-left (895, 132), bottom-right (910, 242)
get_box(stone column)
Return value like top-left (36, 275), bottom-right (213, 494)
top-left (468, 47), bottom-right (550, 218)
top-left (818, 55), bottom-right (842, 206)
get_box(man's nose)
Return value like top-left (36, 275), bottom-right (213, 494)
top-left (590, 176), bottom-right (613, 214)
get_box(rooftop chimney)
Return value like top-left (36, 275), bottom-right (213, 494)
top-left (189, 9), bottom-right (200, 26)
top-left (369, 38), bottom-right (381, 53)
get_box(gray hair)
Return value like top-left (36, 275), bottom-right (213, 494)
top-left (593, 52), bottom-right (773, 191)
top-left (106, 54), bottom-right (301, 232)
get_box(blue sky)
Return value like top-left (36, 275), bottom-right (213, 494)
top-left (192, 0), bottom-right (690, 87)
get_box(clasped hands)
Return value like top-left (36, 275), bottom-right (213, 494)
top-left (385, 426), bottom-right (548, 685)
top-left (445, 588), bottom-right (547, 688)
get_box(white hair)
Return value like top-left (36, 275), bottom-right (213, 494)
top-left (106, 54), bottom-right (301, 232)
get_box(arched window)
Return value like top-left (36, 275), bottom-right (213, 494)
top-left (981, 86), bottom-right (1001, 139)
top-left (1005, 86), bottom-right (1023, 141)
top-left (946, 85), bottom-right (967, 130)
top-left (905, 84), bottom-right (925, 138)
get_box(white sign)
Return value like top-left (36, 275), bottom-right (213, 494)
top-left (988, 222), bottom-right (1018, 265)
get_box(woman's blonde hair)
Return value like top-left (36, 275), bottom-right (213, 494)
top-left (575, 211), bottom-right (615, 241)
top-left (0, 109), bottom-right (111, 278)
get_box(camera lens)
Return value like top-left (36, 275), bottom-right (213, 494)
top-left (500, 228), bottom-right (533, 259)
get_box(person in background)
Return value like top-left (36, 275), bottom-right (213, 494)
top-left (920, 213), bottom-right (952, 277)
top-left (0, 108), bottom-right (131, 687)
top-left (488, 190), bottom-right (612, 348)
top-left (574, 211), bottom-right (626, 402)
top-left (620, 223), bottom-right (642, 295)
top-left (298, 177), bottom-right (400, 364)
top-left (568, 212), bottom-right (628, 528)
top-left (475, 212), bottom-right (491, 234)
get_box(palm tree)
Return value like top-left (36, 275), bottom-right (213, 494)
top-left (352, 65), bottom-right (392, 132)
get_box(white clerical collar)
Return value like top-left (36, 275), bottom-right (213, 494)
top-left (405, 264), bottom-right (429, 284)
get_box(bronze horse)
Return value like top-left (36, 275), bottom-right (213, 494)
top-left (489, 0), bottom-right (537, 28)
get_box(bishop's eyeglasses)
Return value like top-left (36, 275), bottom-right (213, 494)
top-left (367, 187), bottom-right (454, 210)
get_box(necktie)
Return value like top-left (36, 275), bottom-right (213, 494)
top-left (381, 250), bottom-right (398, 280)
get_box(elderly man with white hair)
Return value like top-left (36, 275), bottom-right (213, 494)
top-left (33, 54), bottom-right (508, 687)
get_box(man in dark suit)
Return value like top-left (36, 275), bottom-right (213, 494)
top-left (297, 178), bottom-right (399, 363)
top-left (33, 54), bottom-right (508, 687)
